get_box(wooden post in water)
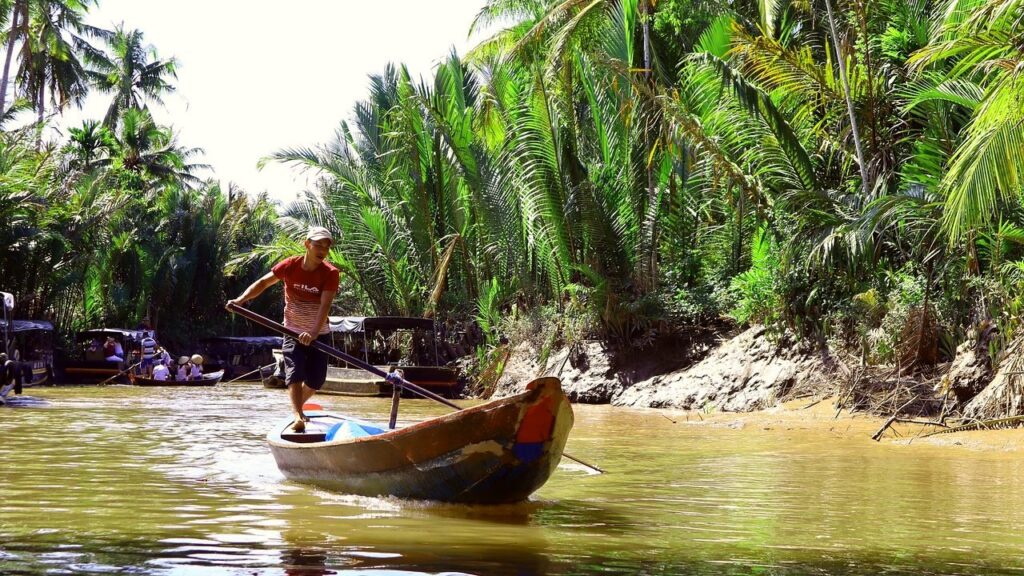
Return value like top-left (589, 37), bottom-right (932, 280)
top-left (387, 366), bottom-right (403, 430)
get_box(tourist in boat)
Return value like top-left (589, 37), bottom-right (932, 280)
top-left (226, 225), bottom-right (339, 433)
top-left (139, 332), bottom-right (158, 377)
top-left (103, 336), bottom-right (123, 362)
top-left (152, 360), bottom-right (169, 381)
top-left (176, 356), bottom-right (189, 381)
top-left (189, 354), bottom-right (203, 380)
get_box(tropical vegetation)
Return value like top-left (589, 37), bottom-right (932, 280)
top-left (2, 0), bottom-right (1024, 388)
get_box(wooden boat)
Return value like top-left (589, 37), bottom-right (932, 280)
top-left (0, 319), bottom-right (54, 387)
top-left (267, 376), bottom-right (573, 504)
top-left (130, 369), bottom-right (224, 387)
top-left (198, 335), bottom-right (282, 381)
top-left (321, 316), bottom-right (461, 398)
top-left (61, 328), bottom-right (149, 384)
top-left (322, 365), bottom-right (460, 397)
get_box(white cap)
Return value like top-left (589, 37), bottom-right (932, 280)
top-left (306, 226), bottom-right (333, 243)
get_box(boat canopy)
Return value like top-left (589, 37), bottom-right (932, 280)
top-left (0, 319), bottom-right (54, 333)
top-left (200, 336), bottom-right (283, 346)
top-left (329, 316), bottom-right (435, 334)
top-left (77, 328), bottom-right (151, 341)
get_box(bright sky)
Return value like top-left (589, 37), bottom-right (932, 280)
top-left (56, 0), bottom-right (485, 204)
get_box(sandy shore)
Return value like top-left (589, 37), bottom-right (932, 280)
top-left (654, 396), bottom-right (1024, 454)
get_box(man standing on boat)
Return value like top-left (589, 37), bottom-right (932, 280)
top-left (139, 332), bottom-right (158, 378)
top-left (226, 226), bottom-right (339, 432)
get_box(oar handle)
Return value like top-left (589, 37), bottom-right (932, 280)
top-left (99, 361), bottom-right (141, 386)
top-left (225, 303), bottom-right (459, 410)
top-left (225, 361), bottom-right (277, 384)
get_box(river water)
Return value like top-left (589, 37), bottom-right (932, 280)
top-left (1, 384), bottom-right (1023, 575)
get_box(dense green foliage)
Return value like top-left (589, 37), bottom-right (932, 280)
top-left (2, 0), bottom-right (1023, 369)
top-left (268, 0), bottom-right (1024, 367)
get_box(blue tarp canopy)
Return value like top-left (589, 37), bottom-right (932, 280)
top-left (0, 319), bottom-right (54, 333)
top-left (328, 316), bottom-right (435, 334)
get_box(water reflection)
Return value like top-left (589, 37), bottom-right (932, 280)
top-left (279, 547), bottom-right (335, 575)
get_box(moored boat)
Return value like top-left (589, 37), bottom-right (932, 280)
top-left (130, 369), bottom-right (224, 387)
top-left (0, 319), bottom-right (54, 387)
top-left (198, 335), bottom-right (282, 382)
top-left (267, 376), bottom-right (573, 504)
top-left (321, 316), bottom-right (461, 398)
top-left (60, 328), bottom-right (149, 384)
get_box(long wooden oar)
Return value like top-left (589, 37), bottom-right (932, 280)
top-left (98, 361), bottom-right (141, 386)
top-left (226, 303), bottom-right (605, 474)
top-left (226, 362), bottom-right (277, 384)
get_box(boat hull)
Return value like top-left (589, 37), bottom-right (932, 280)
top-left (322, 365), bottom-right (461, 398)
top-left (16, 361), bottom-right (50, 387)
top-left (60, 360), bottom-right (125, 383)
top-left (268, 377), bottom-right (573, 504)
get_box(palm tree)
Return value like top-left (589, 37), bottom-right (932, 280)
top-left (62, 118), bottom-right (113, 173)
top-left (0, 0), bottom-right (26, 112)
top-left (14, 0), bottom-right (98, 125)
top-left (82, 25), bottom-right (176, 128)
top-left (101, 107), bottom-right (207, 191)
top-left (909, 0), bottom-right (1024, 241)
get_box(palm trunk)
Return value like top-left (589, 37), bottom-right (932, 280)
top-left (36, 78), bottom-right (43, 123)
top-left (35, 78), bottom-right (43, 148)
top-left (641, 0), bottom-right (658, 291)
top-left (0, 0), bottom-right (23, 112)
top-left (823, 0), bottom-right (869, 197)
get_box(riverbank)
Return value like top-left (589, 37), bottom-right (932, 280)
top-left (490, 323), bottom-right (1024, 448)
top-left (655, 396), bottom-right (1024, 453)
top-left (492, 325), bottom-right (838, 410)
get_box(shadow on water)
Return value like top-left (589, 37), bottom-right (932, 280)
top-left (0, 394), bottom-right (49, 408)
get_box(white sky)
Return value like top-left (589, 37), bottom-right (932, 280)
top-left (54, 0), bottom-right (485, 204)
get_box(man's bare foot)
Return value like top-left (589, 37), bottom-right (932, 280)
top-left (290, 418), bottom-right (306, 433)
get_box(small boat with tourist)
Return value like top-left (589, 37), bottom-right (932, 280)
top-left (129, 369), bottom-right (224, 387)
top-left (267, 376), bottom-right (573, 503)
top-left (321, 316), bottom-right (461, 398)
top-left (60, 328), bottom-right (150, 384)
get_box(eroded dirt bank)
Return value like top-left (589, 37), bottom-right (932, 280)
top-left (487, 323), bottom-right (1024, 448)
top-left (492, 326), bottom-right (836, 411)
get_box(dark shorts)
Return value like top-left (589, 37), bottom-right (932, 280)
top-left (282, 334), bottom-right (331, 390)
top-left (141, 357), bottom-right (154, 369)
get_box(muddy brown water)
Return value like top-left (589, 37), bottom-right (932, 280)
top-left (1, 385), bottom-right (1023, 575)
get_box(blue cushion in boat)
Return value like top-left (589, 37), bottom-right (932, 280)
top-left (325, 420), bottom-right (386, 441)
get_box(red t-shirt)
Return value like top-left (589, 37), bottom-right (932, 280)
top-left (272, 255), bottom-right (340, 335)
